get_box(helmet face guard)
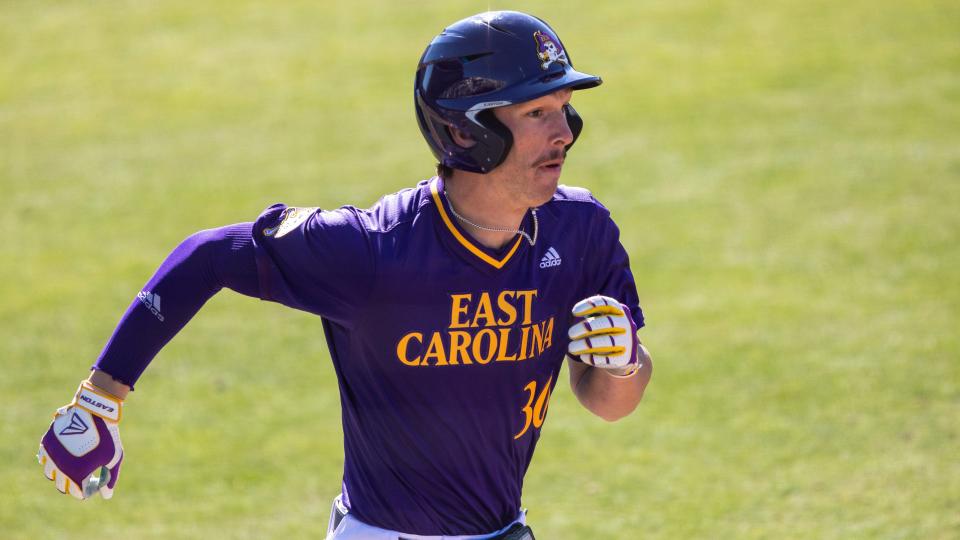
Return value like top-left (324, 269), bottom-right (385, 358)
top-left (414, 11), bottom-right (602, 174)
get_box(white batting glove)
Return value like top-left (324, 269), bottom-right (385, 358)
top-left (38, 381), bottom-right (124, 500)
top-left (567, 295), bottom-right (641, 377)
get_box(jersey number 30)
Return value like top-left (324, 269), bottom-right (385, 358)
top-left (514, 375), bottom-right (553, 440)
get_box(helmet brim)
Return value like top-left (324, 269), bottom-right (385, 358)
top-left (437, 68), bottom-right (602, 111)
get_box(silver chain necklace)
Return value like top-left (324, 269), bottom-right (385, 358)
top-left (444, 190), bottom-right (539, 246)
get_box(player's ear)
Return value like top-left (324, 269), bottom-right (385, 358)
top-left (449, 127), bottom-right (477, 149)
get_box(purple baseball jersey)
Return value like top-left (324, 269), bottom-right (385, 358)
top-left (250, 177), bottom-right (643, 534)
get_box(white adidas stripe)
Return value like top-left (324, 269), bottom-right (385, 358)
top-left (138, 291), bottom-right (165, 322)
top-left (539, 247), bottom-right (562, 268)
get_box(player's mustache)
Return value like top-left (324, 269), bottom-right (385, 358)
top-left (532, 149), bottom-right (566, 167)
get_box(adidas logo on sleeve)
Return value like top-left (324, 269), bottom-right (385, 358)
top-left (539, 247), bottom-right (562, 269)
top-left (137, 291), bottom-right (165, 322)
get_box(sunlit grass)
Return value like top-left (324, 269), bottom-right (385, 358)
top-left (2, 1), bottom-right (957, 538)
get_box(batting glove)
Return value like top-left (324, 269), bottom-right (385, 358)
top-left (38, 381), bottom-right (124, 500)
top-left (568, 295), bottom-right (641, 377)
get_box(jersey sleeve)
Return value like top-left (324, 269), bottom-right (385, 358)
top-left (94, 223), bottom-right (261, 388)
top-left (251, 204), bottom-right (374, 326)
top-left (584, 205), bottom-right (645, 330)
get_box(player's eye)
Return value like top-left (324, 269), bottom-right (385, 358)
top-left (526, 109), bottom-right (544, 118)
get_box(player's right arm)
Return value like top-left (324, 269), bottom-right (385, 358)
top-left (39, 204), bottom-right (374, 499)
top-left (565, 199), bottom-right (652, 422)
top-left (38, 222), bottom-right (260, 499)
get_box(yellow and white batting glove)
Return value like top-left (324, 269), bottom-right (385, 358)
top-left (567, 295), bottom-right (641, 377)
top-left (37, 381), bottom-right (124, 500)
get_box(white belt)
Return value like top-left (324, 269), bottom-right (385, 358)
top-left (326, 495), bottom-right (527, 540)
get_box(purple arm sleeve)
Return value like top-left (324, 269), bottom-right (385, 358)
top-left (93, 223), bottom-right (259, 389)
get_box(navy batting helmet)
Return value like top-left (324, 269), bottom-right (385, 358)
top-left (415, 11), bottom-right (602, 174)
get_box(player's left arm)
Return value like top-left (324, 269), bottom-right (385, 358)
top-left (567, 295), bottom-right (653, 422)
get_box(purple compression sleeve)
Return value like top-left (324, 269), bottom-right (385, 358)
top-left (93, 223), bottom-right (260, 388)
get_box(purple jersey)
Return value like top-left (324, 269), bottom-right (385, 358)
top-left (251, 177), bottom-right (643, 534)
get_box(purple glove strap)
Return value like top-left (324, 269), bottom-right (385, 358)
top-left (622, 303), bottom-right (639, 368)
top-left (103, 453), bottom-right (123, 490)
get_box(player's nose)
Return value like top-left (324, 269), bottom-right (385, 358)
top-left (551, 110), bottom-right (574, 148)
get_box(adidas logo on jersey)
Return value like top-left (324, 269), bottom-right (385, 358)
top-left (539, 247), bottom-right (562, 269)
top-left (138, 291), bottom-right (165, 322)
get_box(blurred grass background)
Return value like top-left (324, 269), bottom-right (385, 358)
top-left (1, 0), bottom-right (957, 538)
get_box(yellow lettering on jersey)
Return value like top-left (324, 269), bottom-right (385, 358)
top-left (449, 331), bottom-right (472, 365)
top-left (495, 328), bottom-right (517, 362)
top-left (471, 292), bottom-right (496, 328)
top-left (472, 329), bottom-right (497, 364)
top-left (450, 294), bottom-right (472, 329)
top-left (541, 317), bottom-right (554, 350)
top-left (516, 290), bottom-right (538, 325)
top-left (396, 332), bottom-right (423, 366)
top-left (518, 325), bottom-right (531, 361)
top-left (496, 291), bottom-right (518, 326)
top-left (530, 317), bottom-right (555, 358)
top-left (398, 289), bottom-right (554, 367)
top-left (422, 332), bottom-right (448, 366)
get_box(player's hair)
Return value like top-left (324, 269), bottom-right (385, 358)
top-left (440, 77), bottom-right (504, 100)
top-left (436, 162), bottom-right (454, 180)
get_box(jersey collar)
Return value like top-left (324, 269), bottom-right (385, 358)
top-left (429, 177), bottom-right (526, 270)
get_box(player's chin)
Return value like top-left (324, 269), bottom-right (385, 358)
top-left (531, 165), bottom-right (562, 203)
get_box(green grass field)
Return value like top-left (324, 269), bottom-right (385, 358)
top-left (2, 1), bottom-right (957, 538)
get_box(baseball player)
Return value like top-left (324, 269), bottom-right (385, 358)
top-left (38, 11), bottom-right (653, 539)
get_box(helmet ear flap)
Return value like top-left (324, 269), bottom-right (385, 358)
top-left (564, 103), bottom-right (584, 152)
top-left (416, 91), bottom-right (458, 161)
top-left (463, 109), bottom-right (513, 173)
top-left (417, 91), bottom-right (513, 172)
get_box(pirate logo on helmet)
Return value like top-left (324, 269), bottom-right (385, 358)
top-left (533, 30), bottom-right (569, 70)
